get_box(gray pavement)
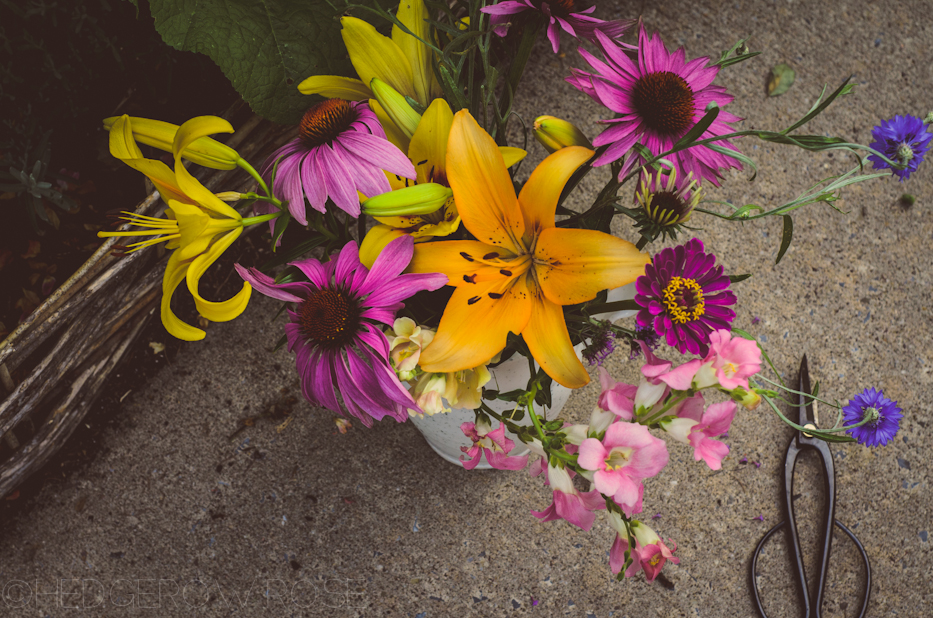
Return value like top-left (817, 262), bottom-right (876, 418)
top-left (1, 0), bottom-right (931, 616)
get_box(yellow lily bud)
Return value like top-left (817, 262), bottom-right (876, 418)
top-left (101, 115), bottom-right (240, 170)
top-left (214, 191), bottom-right (244, 202)
top-left (533, 115), bottom-right (593, 154)
top-left (370, 78), bottom-right (422, 140)
top-left (362, 183), bottom-right (453, 216)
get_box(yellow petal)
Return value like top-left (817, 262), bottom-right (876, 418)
top-left (522, 292), bottom-right (589, 389)
top-left (419, 275), bottom-right (533, 372)
top-left (109, 116), bottom-right (190, 204)
top-left (297, 75), bottom-right (371, 100)
top-left (534, 228), bottom-right (651, 305)
top-left (161, 251), bottom-right (205, 341)
top-left (186, 228), bottom-right (251, 322)
top-left (393, 0), bottom-right (436, 105)
top-left (359, 225), bottom-right (407, 269)
top-left (447, 111), bottom-right (524, 252)
top-left (370, 78), bottom-right (422, 140)
top-left (499, 146), bottom-right (527, 168)
top-left (370, 98), bottom-right (411, 153)
top-left (168, 201), bottom-right (211, 254)
top-left (172, 117), bottom-right (241, 220)
top-left (103, 115), bottom-right (239, 169)
top-left (409, 99), bottom-right (453, 185)
top-left (341, 16), bottom-right (416, 100)
top-left (518, 146), bottom-right (593, 246)
top-left (408, 239), bottom-right (514, 286)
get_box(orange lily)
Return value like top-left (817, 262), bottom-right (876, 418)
top-left (408, 111), bottom-right (650, 388)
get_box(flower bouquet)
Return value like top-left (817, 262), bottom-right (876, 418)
top-left (99, 0), bottom-right (918, 581)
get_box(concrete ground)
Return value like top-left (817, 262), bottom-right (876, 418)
top-left (1, 0), bottom-right (931, 616)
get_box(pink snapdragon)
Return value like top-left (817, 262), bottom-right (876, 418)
top-left (597, 367), bottom-right (637, 420)
top-left (661, 400), bottom-right (737, 470)
top-left (460, 420), bottom-right (528, 470)
top-left (627, 521), bottom-right (680, 581)
top-left (577, 422), bottom-right (668, 516)
top-left (704, 330), bottom-right (761, 390)
top-left (530, 463), bottom-right (605, 531)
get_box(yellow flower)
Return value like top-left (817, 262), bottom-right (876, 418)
top-left (359, 99), bottom-right (526, 267)
top-left (407, 111), bottom-right (651, 389)
top-left (101, 115), bottom-right (241, 170)
top-left (297, 0), bottom-right (441, 147)
top-left (533, 115), bottom-right (593, 154)
top-left (99, 115), bottom-right (270, 341)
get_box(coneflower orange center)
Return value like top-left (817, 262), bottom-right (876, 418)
top-left (538, 0), bottom-right (578, 16)
top-left (299, 289), bottom-right (359, 348)
top-left (299, 99), bottom-right (357, 148)
top-left (632, 71), bottom-right (696, 137)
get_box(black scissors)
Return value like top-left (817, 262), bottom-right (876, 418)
top-left (750, 355), bottom-right (871, 618)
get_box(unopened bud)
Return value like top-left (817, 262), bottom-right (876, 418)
top-left (362, 183), bottom-right (453, 216)
top-left (731, 387), bottom-right (762, 411)
top-left (370, 78), bottom-right (421, 140)
top-left (103, 115), bottom-right (240, 170)
top-left (923, 111), bottom-right (933, 125)
top-left (533, 115), bottom-right (593, 153)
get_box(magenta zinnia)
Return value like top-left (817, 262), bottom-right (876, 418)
top-left (235, 236), bottom-right (446, 426)
top-left (567, 25), bottom-right (743, 185)
top-left (262, 99), bottom-right (416, 224)
top-left (634, 238), bottom-right (736, 356)
top-left (481, 1), bottom-right (633, 53)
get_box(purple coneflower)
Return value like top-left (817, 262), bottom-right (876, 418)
top-left (235, 236), bottom-right (446, 426)
top-left (262, 99), bottom-right (415, 224)
top-left (634, 238), bottom-right (736, 356)
top-left (867, 114), bottom-right (932, 181)
top-left (567, 25), bottom-right (743, 185)
top-left (481, 1), bottom-right (633, 53)
top-left (842, 387), bottom-right (903, 447)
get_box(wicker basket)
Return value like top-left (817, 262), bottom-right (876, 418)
top-left (0, 107), bottom-right (295, 497)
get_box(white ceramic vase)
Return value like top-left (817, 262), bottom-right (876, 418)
top-left (409, 283), bottom-right (638, 469)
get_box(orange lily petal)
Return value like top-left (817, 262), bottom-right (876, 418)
top-left (534, 227), bottom-right (650, 305)
top-left (517, 146), bottom-right (593, 246)
top-left (522, 292), bottom-right (590, 389)
top-left (447, 110), bottom-right (524, 252)
top-left (408, 239), bottom-right (515, 287)
top-left (419, 275), bottom-right (533, 372)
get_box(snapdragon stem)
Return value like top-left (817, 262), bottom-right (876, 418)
top-left (237, 158), bottom-right (271, 197)
top-left (640, 392), bottom-right (688, 426)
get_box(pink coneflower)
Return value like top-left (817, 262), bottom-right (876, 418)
top-left (481, 1), bottom-right (633, 53)
top-left (567, 25), bottom-right (743, 185)
top-left (262, 99), bottom-right (415, 224)
top-left (235, 237), bottom-right (446, 426)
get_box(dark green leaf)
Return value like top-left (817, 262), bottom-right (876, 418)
top-left (728, 273), bottom-right (752, 284)
top-left (812, 431), bottom-right (857, 444)
top-left (272, 333), bottom-right (288, 353)
top-left (776, 214), bottom-right (793, 264)
top-left (271, 211), bottom-right (290, 251)
top-left (672, 104), bottom-right (719, 151)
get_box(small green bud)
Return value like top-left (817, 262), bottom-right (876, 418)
top-left (923, 111), bottom-right (933, 125)
top-left (370, 78), bottom-right (421, 140)
top-left (533, 115), bottom-right (593, 154)
top-left (362, 183), bottom-right (453, 216)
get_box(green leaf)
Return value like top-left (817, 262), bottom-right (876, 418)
top-left (147, 0), bottom-right (393, 123)
top-left (776, 214), bottom-right (793, 264)
top-left (767, 63), bottom-right (796, 97)
top-left (729, 273), bottom-right (752, 284)
top-left (271, 211), bottom-right (290, 251)
top-left (812, 431), bottom-right (857, 444)
top-left (672, 104), bottom-right (719, 151)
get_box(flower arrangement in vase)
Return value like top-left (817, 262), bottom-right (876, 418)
top-left (98, 0), bottom-right (918, 581)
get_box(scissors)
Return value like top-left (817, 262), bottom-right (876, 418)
top-left (750, 355), bottom-right (872, 618)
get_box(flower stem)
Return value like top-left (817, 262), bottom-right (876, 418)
top-left (640, 392), bottom-right (688, 426)
top-left (241, 213), bottom-right (279, 227)
top-left (237, 158), bottom-right (270, 197)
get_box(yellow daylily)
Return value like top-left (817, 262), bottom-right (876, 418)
top-left (99, 115), bottom-right (273, 341)
top-left (102, 115), bottom-right (241, 170)
top-left (359, 99), bottom-right (526, 268)
top-left (298, 1), bottom-right (442, 143)
top-left (407, 111), bottom-right (651, 389)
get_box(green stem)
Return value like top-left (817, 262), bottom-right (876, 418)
top-left (237, 158), bottom-right (270, 197)
top-left (754, 375), bottom-right (841, 408)
top-left (760, 393), bottom-right (871, 435)
top-left (241, 213), bottom-right (279, 227)
top-left (640, 391), bottom-right (688, 426)
top-left (241, 192), bottom-right (283, 207)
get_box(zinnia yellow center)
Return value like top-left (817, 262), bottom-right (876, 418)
top-left (662, 276), bottom-right (705, 324)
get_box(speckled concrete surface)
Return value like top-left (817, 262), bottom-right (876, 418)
top-left (1, 1), bottom-right (930, 616)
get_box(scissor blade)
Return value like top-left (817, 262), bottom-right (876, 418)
top-left (798, 355), bottom-right (812, 428)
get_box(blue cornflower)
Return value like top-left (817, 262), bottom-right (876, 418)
top-left (842, 387), bottom-right (903, 447)
top-left (867, 114), bottom-right (932, 181)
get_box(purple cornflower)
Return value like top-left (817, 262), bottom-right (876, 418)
top-left (481, 1), bottom-right (633, 54)
top-left (867, 115), bottom-right (932, 181)
top-left (567, 25), bottom-right (743, 185)
top-left (842, 387), bottom-right (903, 447)
top-left (235, 237), bottom-right (446, 426)
top-left (262, 99), bottom-right (415, 224)
top-left (634, 238), bottom-right (736, 356)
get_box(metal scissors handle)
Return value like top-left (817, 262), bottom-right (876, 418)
top-left (750, 356), bottom-right (872, 618)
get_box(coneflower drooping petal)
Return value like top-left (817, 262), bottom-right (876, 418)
top-left (568, 25), bottom-right (744, 186)
top-left (236, 236), bottom-right (446, 426)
